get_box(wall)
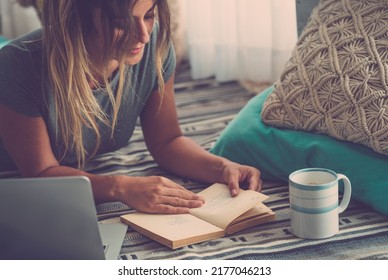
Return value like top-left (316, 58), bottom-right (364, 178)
top-left (0, 0), bottom-right (41, 39)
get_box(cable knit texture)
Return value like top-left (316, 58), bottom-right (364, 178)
top-left (261, 0), bottom-right (388, 155)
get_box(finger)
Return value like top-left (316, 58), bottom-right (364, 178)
top-left (247, 174), bottom-right (262, 192)
top-left (144, 199), bottom-right (202, 214)
top-left (248, 178), bottom-right (263, 192)
top-left (257, 178), bottom-right (263, 192)
top-left (248, 176), bottom-right (260, 191)
top-left (159, 195), bottom-right (204, 209)
top-left (224, 169), bottom-right (241, 196)
top-left (154, 177), bottom-right (205, 201)
top-left (228, 179), bottom-right (240, 197)
top-left (152, 204), bottom-right (191, 214)
top-left (158, 184), bottom-right (205, 202)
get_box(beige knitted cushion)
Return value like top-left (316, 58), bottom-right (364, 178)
top-left (261, 0), bottom-right (388, 155)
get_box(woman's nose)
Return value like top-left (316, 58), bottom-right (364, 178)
top-left (136, 21), bottom-right (150, 44)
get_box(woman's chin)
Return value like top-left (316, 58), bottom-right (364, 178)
top-left (125, 52), bottom-right (144, 65)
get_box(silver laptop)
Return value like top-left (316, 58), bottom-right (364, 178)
top-left (0, 176), bottom-right (127, 260)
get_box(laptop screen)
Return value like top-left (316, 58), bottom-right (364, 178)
top-left (0, 176), bottom-right (107, 260)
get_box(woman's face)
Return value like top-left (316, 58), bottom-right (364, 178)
top-left (90, 0), bottom-right (157, 66)
top-left (122, 0), bottom-right (157, 65)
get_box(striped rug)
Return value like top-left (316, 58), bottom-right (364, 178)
top-left (91, 70), bottom-right (388, 260)
top-left (2, 68), bottom-right (388, 260)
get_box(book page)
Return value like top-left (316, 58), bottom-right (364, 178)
top-left (189, 183), bottom-right (268, 229)
top-left (120, 213), bottom-right (223, 248)
top-left (225, 210), bottom-right (276, 235)
top-left (230, 203), bottom-right (273, 225)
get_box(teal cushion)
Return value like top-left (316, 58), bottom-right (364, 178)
top-left (211, 86), bottom-right (388, 215)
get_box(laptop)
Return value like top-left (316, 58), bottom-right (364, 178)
top-left (0, 176), bottom-right (127, 260)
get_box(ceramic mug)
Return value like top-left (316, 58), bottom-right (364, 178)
top-left (289, 168), bottom-right (352, 239)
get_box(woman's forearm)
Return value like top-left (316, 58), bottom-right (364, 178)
top-left (35, 165), bottom-right (118, 204)
top-left (150, 135), bottom-right (230, 184)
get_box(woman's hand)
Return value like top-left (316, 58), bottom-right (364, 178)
top-left (112, 175), bottom-right (204, 214)
top-left (220, 161), bottom-right (262, 197)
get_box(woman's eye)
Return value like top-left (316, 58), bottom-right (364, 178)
top-left (145, 13), bottom-right (155, 20)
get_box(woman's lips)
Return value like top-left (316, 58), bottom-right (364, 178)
top-left (131, 46), bottom-right (143, 55)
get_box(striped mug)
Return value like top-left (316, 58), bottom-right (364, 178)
top-left (289, 168), bottom-right (352, 239)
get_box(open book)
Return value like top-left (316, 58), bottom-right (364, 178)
top-left (120, 183), bottom-right (275, 249)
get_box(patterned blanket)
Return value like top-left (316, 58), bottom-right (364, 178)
top-left (92, 72), bottom-right (388, 260)
top-left (2, 69), bottom-right (388, 259)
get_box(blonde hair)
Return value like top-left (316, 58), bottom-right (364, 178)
top-left (41, 0), bottom-right (171, 168)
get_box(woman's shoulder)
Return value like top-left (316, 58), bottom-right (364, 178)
top-left (0, 29), bottom-right (44, 75)
top-left (0, 29), bottom-right (43, 57)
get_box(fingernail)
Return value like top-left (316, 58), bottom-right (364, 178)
top-left (195, 200), bottom-right (204, 207)
top-left (231, 189), bottom-right (238, 196)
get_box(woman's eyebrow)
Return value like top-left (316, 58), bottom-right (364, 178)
top-left (147, 1), bottom-right (158, 13)
top-left (132, 1), bottom-right (157, 20)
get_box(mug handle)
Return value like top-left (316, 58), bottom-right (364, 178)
top-left (337, 174), bottom-right (352, 214)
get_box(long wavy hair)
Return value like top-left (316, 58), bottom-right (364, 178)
top-left (41, 0), bottom-right (171, 168)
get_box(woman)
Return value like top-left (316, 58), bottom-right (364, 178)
top-left (0, 0), bottom-right (262, 214)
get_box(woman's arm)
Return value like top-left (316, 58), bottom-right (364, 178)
top-left (140, 75), bottom-right (262, 196)
top-left (0, 104), bottom-right (204, 213)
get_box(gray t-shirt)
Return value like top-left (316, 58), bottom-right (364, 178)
top-left (0, 24), bottom-right (176, 171)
